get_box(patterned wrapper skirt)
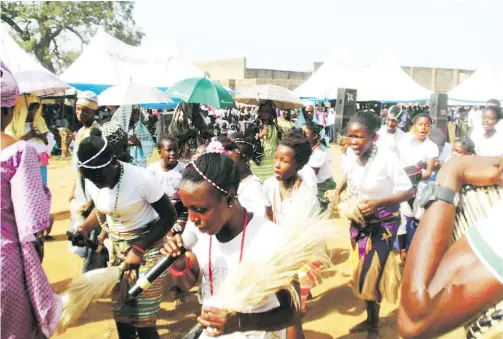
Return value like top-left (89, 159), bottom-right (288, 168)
top-left (108, 222), bottom-right (167, 327)
top-left (349, 207), bottom-right (402, 303)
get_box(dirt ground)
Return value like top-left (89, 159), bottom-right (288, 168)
top-left (42, 148), bottom-right (451, 339)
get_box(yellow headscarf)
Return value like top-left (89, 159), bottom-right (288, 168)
top-left (5, 94), bottom-right (49, 139)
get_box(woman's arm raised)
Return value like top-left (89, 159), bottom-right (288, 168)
top-left (398, 156), bottom-right (503, 338)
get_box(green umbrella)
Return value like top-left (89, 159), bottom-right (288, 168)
top-left (166, 77), bottom-right (236, 109)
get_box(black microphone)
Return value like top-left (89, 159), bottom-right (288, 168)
top-left (66, 231), bottom-right (108, 255)
top-left (127, 231), bottom-right (198, 301)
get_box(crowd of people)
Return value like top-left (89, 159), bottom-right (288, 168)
top-left (1, 60), bottom-right (502, 339)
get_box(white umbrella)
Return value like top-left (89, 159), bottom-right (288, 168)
top-left (14, 71), bottom-right (71, 96)
top-left (98, 83), bottom-right (173, 106)
top-left (234, 85), bottom-right (304, 109)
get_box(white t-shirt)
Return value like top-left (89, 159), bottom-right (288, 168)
top-left (342, 148), bottom-right (357, 175)
top-left (263, 176), bottom-right (320, 226)
top-left (468, 109), bottom-right (483, 129)
top-left (86, 162), bottom-right (165, 232)
top-left (238, 175), bottom-right (266, 217)
top-left (307, 148), bottom-right (332, 183)
top-left (327, 108), bottom-right (336, 126)
top-left (298, 165), bottom-right (318, 194)
top-left (345, 147), bottom-right (412, 201)
top-left (184, 216), bottom-right (286, 339)
top-left (438, 143), bottom-right (452, 164)
top-left (376, 126), bottom-right (405, 155)
top-left (471, 130), bottom-right (503, 157)
top-left (147, 161), bottom-right (186, 198)
top-left (397, 133), bottom-right (439, 167)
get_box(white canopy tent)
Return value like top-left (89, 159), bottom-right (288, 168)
top-left (295, 51), bottom-right (432, 103)
top-left (448, 65), bottom-right (503, 104)
top-left (294, 52), bottom-right (363, 99)
top-left (0, 26), bottom-right (70, 95)
top-left (61, 29), bottom-right (203, 91)
top-left (356, 55), bottom-right (432, 102)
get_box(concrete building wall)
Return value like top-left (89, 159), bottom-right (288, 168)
top-left (195, 57), bottom-right (474, 94)
top-left (402, 66), bottom-right (474, 92)
top-left (244, 68), bottom-right (311, 81)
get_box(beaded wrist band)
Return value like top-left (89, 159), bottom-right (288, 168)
top-left (131, 244), bottom-right (146, 255)
top-left (168, 256), bottom-right (192, 277)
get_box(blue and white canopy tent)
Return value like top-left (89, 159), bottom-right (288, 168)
top-left (294, 52), bottom-right (432, 103)
top-left (60, 29), bottom-right (203, 108)
top-left (448, 65), bottom-right (503, 105)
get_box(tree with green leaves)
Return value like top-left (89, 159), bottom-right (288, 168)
top-left (1, 1), bottom-right (144, 73)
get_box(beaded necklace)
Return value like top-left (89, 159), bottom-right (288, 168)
top-left (96, 162), bottom-right (124, 228)
top-left (347, 145), bottom-right (378, 198)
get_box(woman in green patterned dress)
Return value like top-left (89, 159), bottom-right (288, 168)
top-left (250, 100), bottom-right (281, 181)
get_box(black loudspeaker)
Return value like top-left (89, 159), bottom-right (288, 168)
top-left (430, 93), bottom-right (449, 139)
top-left (430, 93), bottom-right (448, 119)
top-left (157, 111), bottom-right (174, 139)
top-left (335, 88), bottom-right (357, 132)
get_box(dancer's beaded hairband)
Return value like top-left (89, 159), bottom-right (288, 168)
top-left (188, 141), bottom-right (230, 195)
top-left (78, 138), bottom-right (113, 169)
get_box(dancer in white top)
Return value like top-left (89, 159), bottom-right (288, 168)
top-left (333, 110), bottom-right (413, 337)
top-left (396, 113), bottom-right (439, 263)
top-left (376, 106), bottom-right (405, 155)
top-left (301, 121), bottom-right (336, 209)
top-left (75, 135), bottom-right (177, 339)
top-left (162, 151), bottom-right (299, 338)
top-left (471, 106), bottom-right (503, 157)
top-left (263, 131), bottom-right (320, 226)
top-left (147, 136), bottom-right (186, 199)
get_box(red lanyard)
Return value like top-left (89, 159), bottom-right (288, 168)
top-left (208, 209), bottom-right (249, 296)
top-left (312, 142), bottom-right (320, 152)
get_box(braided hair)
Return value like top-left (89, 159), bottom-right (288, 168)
top-left (279, 130), bottom-right (312, 168)
top-left (101, 121), bottom-right (128, 144)
top-left (302, 121), bottom-right (327, 147)
top-left (257, 100), bottom-right (277, 124)
top-left (454, 137), bottom-right (476, 155)
top-left (77, 135), bottom-right (117, 182)
top-left (98, 122), bottom-right (134, 163)
top-left (257, 100), bottom-right (282, 140)
top-left (182, 152), bottom-right (241, 197)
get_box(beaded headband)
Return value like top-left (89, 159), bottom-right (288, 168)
top-left (78, 138), bottom-right (113, 169)
top-left (189, 159), bottom-right (229, 195)
top-left (188, 141), bottom-right (230, 195)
